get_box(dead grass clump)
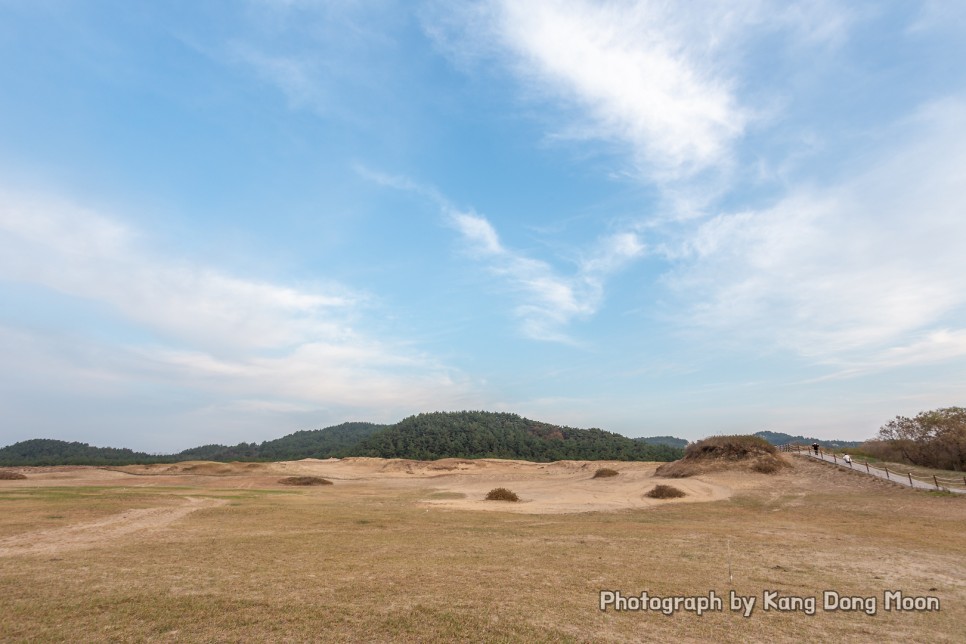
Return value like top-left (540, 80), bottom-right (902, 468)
top-left (751, 459), bottom-right (781, 474)
top-left (0, 471), bottom-right (27, 480)
top-left (278, 476), bottom-right (333, 486)
top-left (645, 484), bottom-right (686, 499)
top-left (485, 487), bottom-right (519, 502)
top-left (655, 435), bottom-right (788, 478)
top-left (592, 468), bottom-right (619, 479)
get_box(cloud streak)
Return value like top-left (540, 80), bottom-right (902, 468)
top-left (0, 189), bottom-right (471, 437)
top-left (362, 169), bottom-right (644, 343)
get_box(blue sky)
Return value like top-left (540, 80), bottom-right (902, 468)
top-left (2, 1), bottom-right (965, 451)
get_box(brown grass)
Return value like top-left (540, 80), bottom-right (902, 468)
top-left (0, 471), bottom-right (27, 480)
top-left (278, 476), bottom-right (332, 486)
top-left (484, 487), bottom-right (519, 502)
top-left (592, 467), bottom-right (619, 478)
top-left (656, 435), bottom-right (788, 478)
top-left (1, 456), bottom-right (964, 642)
top-left (645, 484), bottom-right (687, 499)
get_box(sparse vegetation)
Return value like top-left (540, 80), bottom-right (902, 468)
top-left (278, 476), bottom-right (332, 486)
top-left (655, 435), bottom-right (788, 478)
top-left (592, 468), bottom-right (619, 478)
top-left (645, 484), bottom-right (686, 499)
top-left (484, 487), bottom-right (519, 502)
top-left (0, 471), bottom-right (26, 480)
top-left (1, 458), bottom-right (965, 641)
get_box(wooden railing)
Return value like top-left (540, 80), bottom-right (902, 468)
top-left (780, 444), bottom-right (966, 494)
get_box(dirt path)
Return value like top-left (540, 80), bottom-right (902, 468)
top-left (0, 496), bottom-right (227, 557)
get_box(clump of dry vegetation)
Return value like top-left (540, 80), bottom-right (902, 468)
top-left (485, 487), bottom-right (519, 502)
top-left (278, 476), bottom-right (332, 486)
top-left (645, 484), bottom-right (686, 499)
top-left (655, 435), bottom-right (788, 478)
top-left (592, 468), bottom-right (619, 479)
top-left (0, 471), bottom-right (27, 480)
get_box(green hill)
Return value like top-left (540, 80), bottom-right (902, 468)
top-left (351, 411), bottom-right (682, 462)
top-left (176, 422), bottom-right (386, 462)
top-left (0, 438), bottom-right (164, 466)
top-left (0, 413), bottom-right (683, 465)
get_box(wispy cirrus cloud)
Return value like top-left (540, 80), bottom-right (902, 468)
top-left (360, 168), bottom-right (644, 343)
top-left (423, 1), bottom-right (851, 186)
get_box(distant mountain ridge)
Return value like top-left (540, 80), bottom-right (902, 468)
top-left (753, 431), bottom-right (863, 449)
top-left (0, 412), bottom-right (684, 466)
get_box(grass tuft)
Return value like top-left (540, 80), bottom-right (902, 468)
top-left (592, 468), bottom-right (619, 479)
top-left (278, 476), bottom-right (332, 486)
top-left (645, 484), bottom-right (686, 499)
top-left (484, 487), bottom-right (519, 502)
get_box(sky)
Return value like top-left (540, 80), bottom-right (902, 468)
top-left (1, 1), bottom-right (965, 452)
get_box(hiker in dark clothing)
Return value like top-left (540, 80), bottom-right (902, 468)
top-left (812, 442), bottom-right (820, 456)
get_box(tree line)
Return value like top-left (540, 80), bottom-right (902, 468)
top-left (0, 413), bottom-right (683, 466)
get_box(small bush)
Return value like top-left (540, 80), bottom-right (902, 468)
top-left (485, 487), bottom-right (519, 502)
top-left (0, 471), bottom-right (27, 480)
top-left (593, 468), bottom-right (619, 479)
top-left (645, 484), bottom-right (686, 499)
top-left (278, 476), bottom-right (332, 486)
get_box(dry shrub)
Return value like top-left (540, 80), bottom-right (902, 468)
top-left (752, 459), bottom-right (781, 474)
top-left (485, 487), bottom-right (519, 502)
top-left (278, 476), bottom-right (332, 486)
top-left (645, 484), bottom-right (686, 499)
top-left (0, 471), bottom-right (27, 480)
top-left (655, 435), bottom-right (788, 478)
top-left (592, 468), bottom-right (619, 479)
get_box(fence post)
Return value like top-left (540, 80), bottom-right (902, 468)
top-left (865, 462), bottom-right (870, 473)
top-left (934, 475), bottom-right (940, 490)
top-left (832, 453), bottom-right (837, 463)
top-left (884, 467), bottom-right (890, 480)
top-left (908, 472), bottom-right (913, 486)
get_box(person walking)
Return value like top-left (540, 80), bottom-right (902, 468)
top-left (812, 442), bottom-right (820, 456)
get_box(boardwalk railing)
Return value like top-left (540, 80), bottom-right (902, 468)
top-left (780, 444), bottom-right (966, 495)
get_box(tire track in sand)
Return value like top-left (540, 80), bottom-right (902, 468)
top-left (0, 496), bottom-right (227, 557)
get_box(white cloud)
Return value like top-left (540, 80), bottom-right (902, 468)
top-left (362, 170), bottom-right (645, 342)
top-left (664, 99), bottom-right (966, 366)
top-left (0, 189), bottom-right (471, 421)
top-left (426, 0), bottom-right (748, 181)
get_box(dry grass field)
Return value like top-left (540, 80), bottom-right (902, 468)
top-left (0, 455), bottom-right (964, 642)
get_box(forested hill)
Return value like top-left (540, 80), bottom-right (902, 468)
top-left (175, 422), bottom-right (386, 461)
top-left (0, 413), bottom-right (683, 465)
top-left (352, 411), bottom-right (682, 462)
top-left (0, 422), bottom-right (386, 466)
top-left (0, 438), bottom-right (163, 466)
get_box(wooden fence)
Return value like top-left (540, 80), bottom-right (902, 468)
top-left (781, 444), bottom-right (966, 494)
